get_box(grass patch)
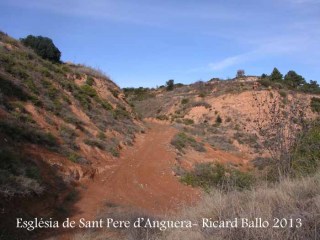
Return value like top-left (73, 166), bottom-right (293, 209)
top-left (84, 138), bottom-right (106, 149)
top-left (59, 125), bottom-right (78, 150)
top-left (0, 118), bottom-right (57, 147)
top-left (156, 115), bottom-right (169, 121)
top-left (233, 131), bottom-right (260, 149)
top-left (160, 172), bottom-right (320, 240)
top-left (310, 97), bottom-right (320, 113)
top-left (123, 87), bottom-right (155, 101)
top-left (0, 148), bottom-right (44, 197)
top-left (206, 135), bottom-right (237, 152)
top-left (191, 101), bottom-right (211, 109)
top-left (181, 98), bottom-right (189, 104)
top-left (181, 162), bottom-right (254, 191)
top-left (216, 115), bottom-right (222, 124)
top-left (182, 118), bottom-right (194, 125)
top-left (171, 132), bottom-right (205, 153)
top-left (0, 75), bottom-right (30, 101)
top-left (292, 120), bottom-right (320, 176)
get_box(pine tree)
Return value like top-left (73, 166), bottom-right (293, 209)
top-left (270, 67), bottom-right (283, 82)
top-left (20, 35), bottom-right (61, 63)
top-left (166, 79), bottom-right (174, 91)
top-left (284, 71), bottom-right (306, 89)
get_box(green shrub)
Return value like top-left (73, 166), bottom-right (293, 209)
top-left (47, 85), bottom-right (59, 99)
top-left (20, 35), bottom-right (61, 63)
top-left (171, 132), bottom-right (205, 153)
top-left (110, 88), bottom-right (120, 98)
top-left (216, 115), bottom-right (222, 124)
top-left (86, 76), bottom-right (94, 86)
top-left (8, 65), bottom-right (30, 79)
top-left (156, 115), bottom-right (169, 121)
top-left (198, 92), bottom-right (206, 98)
top-left (68, 152), bottom-right (81, 163)
top-left (61, 65), bottom-right (71, 73)
top-left (182, 118), bottom-right (194, 125)
top-left (292, 120), bottom-right (320, 176)
top-left (0, 148), bottom-right (44, 197)
top-left (0, 118), bottom-right (57, 147)
top-left (123, 87), bottom-right (155, 101)
top-left (61, 111), bottom-right (83, 127)
top-left (25, 78), bottom-right (39, 94)
top-left (74, 87), bottom-right (91, 109)
top-left (279, 90), bottom-right (287, 98)
top-left (84, 138), bottom-right (106, 149)
top-left (233, 132), bottom-right (260, 149)
top-left (191, 101), bottom-right (211, 109)
top-left (258, 79), bottom-right (271, 87)
top-left (310, 97), bottom-right (320, 113)
top-left (100, 100), bottom-right (113, 111)
top-left (0, 76), bottom-right (30, 101)
top-left (40, 67), bottom-right (53, 78)
top-left (207, 135), bottom-right (237, 152)
top-left (109, 147), bottom-right (120, 157)
top-left (97, 132), bottom-right (106, 140)
top-left (80, 84), bottom-right (97, 98)
top-left (181, 98), bottom-right (189, 104)
top-left (59, 125), bottom-right (78, 149)
top-left (181, 163), bottom-right (253, 191)
top-left (113, 107), bottom-right (130, 119)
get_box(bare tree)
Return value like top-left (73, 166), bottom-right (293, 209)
top-left (251, 91), bottom-right (309, 178)
top-left (236, 69), bottom-right (245, 78)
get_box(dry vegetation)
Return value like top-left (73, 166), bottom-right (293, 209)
top-left (1, 31), bottom-right (320, 240)
top-left (72, 172), bottom-right (320, 240)
top-left (160, 172), bottom-right (320, 240)
top-left (113, 75), bottom-right (320, 240)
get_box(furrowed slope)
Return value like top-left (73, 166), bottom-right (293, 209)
top-left (127, 81), bottom-right (319, 162)
top-left (0, 32), bottom-right (143, 239)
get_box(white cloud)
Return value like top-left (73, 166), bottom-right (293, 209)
top-left (209, 54), bottom-right (250, 71)
top-left (206, 29), bottom-right (320, 72)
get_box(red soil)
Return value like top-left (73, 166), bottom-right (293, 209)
top-left (71, 121), bottom-right (200, 221)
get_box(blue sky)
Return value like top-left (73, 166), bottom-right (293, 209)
top-left (0, 0), bottom-right (319, 87)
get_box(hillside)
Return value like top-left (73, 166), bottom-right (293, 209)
top-left (73, 80), bottom-right (320, 240)
top-left (1, 32), bottom-right (320, 240)
top-left (125, 80), bottom-right (319, 169)
top-left (0, 32), bottom-right (144, 238)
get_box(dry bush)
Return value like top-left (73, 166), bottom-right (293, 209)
top-left (161, 172), bottom-right (320, 240)
top-left (75, 173), bottom-right (320, 240)
top-left (72, 64), bottom-right (112, 82)
top-left (251, 91), bottom-right (310, 178)
top-left (0, 175), bottom-right (44, 197)
top-left (190, 101), bottom-right (211, 109)
top-left (206, 135), bottom-right (237, 152)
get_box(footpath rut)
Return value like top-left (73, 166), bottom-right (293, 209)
top-left (71, 121), bottom-right (200, 220)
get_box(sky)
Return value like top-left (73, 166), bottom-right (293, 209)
top-left (0, 0), bottom-right (319, 88)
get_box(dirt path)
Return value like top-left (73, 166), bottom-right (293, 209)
top-left (71, 121), bottom-right (200, 221)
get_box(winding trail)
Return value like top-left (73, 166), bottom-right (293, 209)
top-left (71, 121), bottom-right (200, 221)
